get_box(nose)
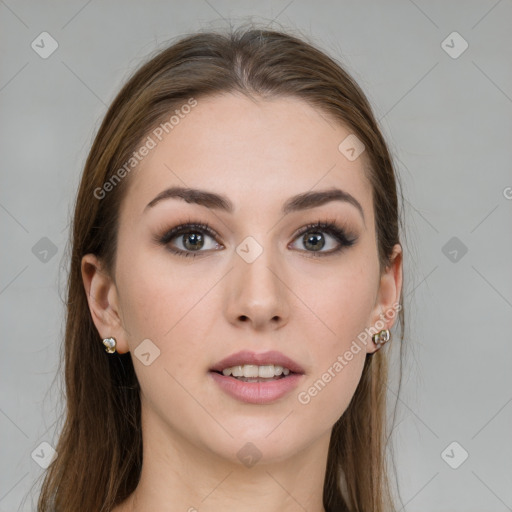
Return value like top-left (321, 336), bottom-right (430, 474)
top-left (224, 244), bottom-right (290, 331)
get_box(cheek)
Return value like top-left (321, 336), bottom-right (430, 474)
top-left (296, 259), bottom-right (377, 346)
top-left (295, 275), bottom-right (371, 422)
top-left (116, 239), bottom-right (187, 332)
top-left (297, 349), bottom-right (366, 428)
top-left (115, 250), bottom-right (218, 408)
top-left (285, 263), bottom-right (376, 424)
top-left (116, 245), bottom-right (222, 363)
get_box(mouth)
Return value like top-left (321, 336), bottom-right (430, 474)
top-left (209, 349), bottom-right (306, 376)
top-left (208, 351), bottom-right (305, 404)
top-left (209, 365), bottom-right (298, 383)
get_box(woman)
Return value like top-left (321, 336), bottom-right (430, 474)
top-left (37, 25), bottom-right (405, 512)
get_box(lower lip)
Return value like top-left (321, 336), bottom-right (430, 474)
top-left (209, 371), bottom-right (304, 404)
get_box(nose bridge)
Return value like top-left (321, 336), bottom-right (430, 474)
top-left (241, 244), bottom-right (279, 295)
top-left (226, 234), bottom-right (290, 328)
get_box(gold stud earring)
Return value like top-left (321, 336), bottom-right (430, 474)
top-left (371, 329), bottom-right (390, 350)
top-left (102, 337), bottom-right (117, 354)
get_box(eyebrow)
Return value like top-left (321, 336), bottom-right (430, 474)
top-left (144, 186), bottom-right (365, 222)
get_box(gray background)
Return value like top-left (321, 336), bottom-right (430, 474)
top-left (1, 1), bottom-right (511, 510)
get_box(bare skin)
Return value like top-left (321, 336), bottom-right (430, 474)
top-left (82, 93), bottom-right (402, 512)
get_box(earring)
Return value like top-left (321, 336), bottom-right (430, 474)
top-left (371, 329), bottom-right (390, 350)
top-left (102, 337), bottom-right (117, 354)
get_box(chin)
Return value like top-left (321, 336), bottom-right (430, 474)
top-left (201, 425), bottom-right (310, 466)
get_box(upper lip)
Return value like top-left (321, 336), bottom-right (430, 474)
top-left (210, 350), bottom-right (305, 374)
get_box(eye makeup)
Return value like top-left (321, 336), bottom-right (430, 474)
top-left (152, 216), bottom-right (358, 259)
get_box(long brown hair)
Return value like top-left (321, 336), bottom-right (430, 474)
top-left (35, 24), bottom-right (406, 512)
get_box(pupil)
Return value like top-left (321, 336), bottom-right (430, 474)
top-left (184, 232), bottom-right (203, 250)
top-left (304, 232), bottom-right (324, 251)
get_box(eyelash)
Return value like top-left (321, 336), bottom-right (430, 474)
top-left (155, 217), bottom-right (358, 259)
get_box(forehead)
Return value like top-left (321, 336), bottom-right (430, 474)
top-left (121, 93), bottom-right (373, 222)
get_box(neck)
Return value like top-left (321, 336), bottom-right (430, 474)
top-left (119, 407), bottom-right (331, 512)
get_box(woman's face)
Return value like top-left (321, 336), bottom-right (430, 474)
top-left (84, 92), bottom-right (401, 464)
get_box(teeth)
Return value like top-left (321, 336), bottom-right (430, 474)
top-left (221, 364), bottom-right (291, 378)
top-left (243, 365), bottom-right (259, 378)
top-left (230, 365), bottom-right (244, 377)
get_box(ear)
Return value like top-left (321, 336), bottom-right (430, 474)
top-left (366, 243), bottom-right (403, 354)
top-left (81, 253), bottom-right (130, 354)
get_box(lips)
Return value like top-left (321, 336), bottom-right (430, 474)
top-left (209, 371), bottom-right (303, 404)
top-left (209, 349), bottom-right (305, 375)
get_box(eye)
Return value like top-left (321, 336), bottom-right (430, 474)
top-left (155, 219), bottom-right (358, 259)
top-left (156, 222), bottom-right (222, 258)
top-left (289, 221), bottom-right (357, 257)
